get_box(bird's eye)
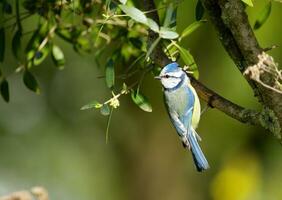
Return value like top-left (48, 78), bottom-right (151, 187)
top-left (164, 75), bottom-right (169, 78)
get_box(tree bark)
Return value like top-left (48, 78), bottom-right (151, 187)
top-left (201, 0), bottom-right (282, 138)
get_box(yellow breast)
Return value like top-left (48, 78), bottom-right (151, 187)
top-left (189, 85), bottom-right (201, 129)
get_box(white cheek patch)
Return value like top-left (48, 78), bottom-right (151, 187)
top-left (161, 78), bottom-right (181, 89)
top-left (167, 70), bottom-right (183, 78)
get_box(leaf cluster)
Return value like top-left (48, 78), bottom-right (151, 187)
top-left (0, 0), bottom-right (276, 139)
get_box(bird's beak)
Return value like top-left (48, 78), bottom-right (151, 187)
top-left (154, 76), bottom-right (161, 80)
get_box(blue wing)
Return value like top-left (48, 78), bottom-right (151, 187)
top-left (188, 127), bottom-right (209, 171)
top-left (183, 87), bottom-right (209, 172)
top-left (165, 86), bottom-right (209, 172)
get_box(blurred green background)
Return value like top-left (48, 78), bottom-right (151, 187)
top-left (0, 1), bottom-right (282, 200)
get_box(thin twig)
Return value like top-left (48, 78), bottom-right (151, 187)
top-left (3, 14), bottom-right (32, 29)
top-left (37, 25), bottom-right (57, 51)
top-left (0, 11), bottom-right (29, 24)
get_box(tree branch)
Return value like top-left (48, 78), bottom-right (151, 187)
top-left (142, 0), bottom-right (279, 137)
top-left (190, 77), bottom-right (261, 125)
top-left (143, 0), bottom-right (281, 139)
top-left (201, 0), bottom-right (282, 138)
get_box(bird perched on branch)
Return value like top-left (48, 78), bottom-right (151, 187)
top-left (155, 62), bottom-right (209, 172)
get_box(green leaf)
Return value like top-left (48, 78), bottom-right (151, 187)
top-left (3, 2), bottom-right (12, 14)
top-left (109, 1), bottom-right (118, 12)
top-left (23, 70), bottom-right (40, 94)
top-left (119, 0), bottom-right (127, 4)
top-left (241, 0), bottom-right (253, 7)
top-left (100, 104), bottom-right (110, 116)
top-left (145, 36), bottom-right (161, 60)
top-left (119, 5), bottom-right (148, 25)
top-left (105, 107), bottom-right (113, 144)
top-left (25, 22), bottom-right (49, 64)
top-left (12, 29), bottom-right (22, 59)
top-left (159, 27), bottom-right (179, 39)
top-left (254, 2), bottom-right (272, 30)
top-left (38, 21), bottom-right (49, 36)
top-left (195, 0), bottom-right (205, 21)
top-left (51, 45), bottom-right (65, 70)
top-left (22, 0), bottom-right (37, 13)
top-left (25, 29), bottom-right (40, 56)
top-left (105, 59), bottom-right (115, 89)
top-left (74, 36), bottom-right (92, 53)
top-left (174, 44), bottom-right (199, 79)
top-left (152, 66), bottom-right (162, 76)
top-left (147, 18), bottom-right (159, 32)
top-left (33, 44), bottom-right (50, 66)
top-left (82, 17), bottom-right (94, 27)
top-left (173, 44), bottom-right (194, 65)
top-left (55, 28), bottom-right (75, 43)
top-left (0, 27), bottom-right (5, 62)
top-left (163, 3), bottom-right (175, 27)
top-left (179, 20), bottom-right (207, 41)
top-left (131, 90), bottom-right (152, 112)
top-left (129, 37), bottom-right (143, 49)
top-left (0, 79), bottom-right (9, 102)
top-left (81, 100), bottom-right (103, 110)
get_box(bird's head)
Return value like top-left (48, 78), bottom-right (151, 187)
top-left (155, 62), bottom-right (189, 89)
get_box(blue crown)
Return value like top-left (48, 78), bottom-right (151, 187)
top-left (163, 62), bottom-right (180, 73)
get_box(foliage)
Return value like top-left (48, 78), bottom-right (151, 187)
top-left (242, 0), bottom-right (254, 7)
top-left (0, 0), bottom-right (205, 102)
top-left (0, 0), bottom-right (277, 136)
top-left (253, 1), bottom-right (272, 30)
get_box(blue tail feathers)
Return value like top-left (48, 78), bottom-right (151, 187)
top-left (187, 129), bottom-right (209, 172)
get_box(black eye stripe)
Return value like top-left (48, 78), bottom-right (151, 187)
top-left (162, 75), bottom-right (179, 78)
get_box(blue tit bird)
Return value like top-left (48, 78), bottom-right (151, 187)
top-left (155, 62), bottom-right (209, 172)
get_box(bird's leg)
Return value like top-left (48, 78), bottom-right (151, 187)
top-left (201, 104), bottom-right (209, 115)
top-left (181, 135), bottom-right (191, 150)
